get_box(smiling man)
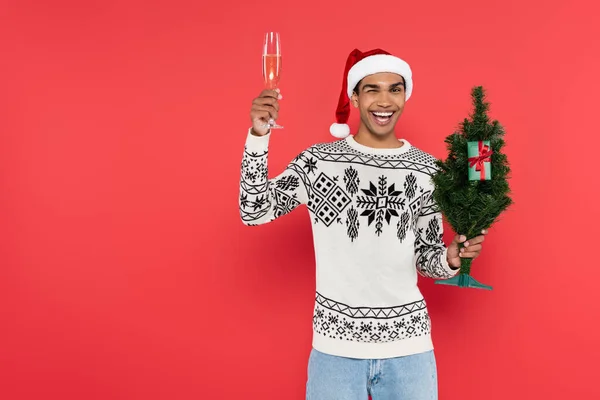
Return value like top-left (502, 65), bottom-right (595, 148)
top-left (238, 48), bottom-right (487, 399)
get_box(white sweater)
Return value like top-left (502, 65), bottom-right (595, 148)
top-left (239, 130), bottom-right (459, 359)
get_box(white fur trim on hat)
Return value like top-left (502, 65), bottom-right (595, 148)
top-left (347, 54), bottom-right (413, 100)
top-left (330, 123), bottom-right (351, 138)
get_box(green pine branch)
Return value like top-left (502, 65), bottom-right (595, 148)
top-left (432, 86), bottom-right (513, 242)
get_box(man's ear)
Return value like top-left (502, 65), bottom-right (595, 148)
top-left (351, 92), bottom-right (359, 108)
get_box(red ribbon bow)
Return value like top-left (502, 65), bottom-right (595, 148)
top-left (468, 141), bottom-right (493, 180)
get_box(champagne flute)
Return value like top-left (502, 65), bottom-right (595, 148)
top-left (262, 32), bottom-right (283, 129)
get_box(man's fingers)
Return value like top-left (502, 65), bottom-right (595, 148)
top-left (460, 242), bottom-right (483, 259)
top-left (253, 95), bottom-right (279, 105)
top-left (260, 88), bottom-right (280, 98)
top-left (252, 103), bottom-right (278, 113)
top-left (459, 251), bottom-right (481, 258)
top-left (460, 244), bottom-right (482, 253)
top-left (252, 96), bottom-right (280, 111)
top-left (252, 105), bottom-right (278, 120)
top-left (456, 232), bottom-right (487, 246)
top-left (454, 234), bottom-right (467, 243)
top-left (256, 90), bottom-right (282, 103)
top-left (251, 111), bottom-right (272, 124)
top-left (462, 235), bottom-right (485, 247)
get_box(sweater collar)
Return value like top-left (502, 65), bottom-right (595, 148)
top-left (345, 135), bottom-right (412, 156)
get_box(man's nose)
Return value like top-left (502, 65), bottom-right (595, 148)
top-left (376, 95), bottom-right (392, 107)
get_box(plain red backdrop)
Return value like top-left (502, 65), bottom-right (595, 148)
top-left (1, 0), bottom-right (599, 399)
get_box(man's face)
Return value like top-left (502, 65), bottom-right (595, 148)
top-left (351, 72), bottom-right (406, 137)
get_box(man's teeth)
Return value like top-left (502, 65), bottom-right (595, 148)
top-left (372, 112), bottom-right (393, 117)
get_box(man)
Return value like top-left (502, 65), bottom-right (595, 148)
top-left (238, 48), bottom-right (487, 399)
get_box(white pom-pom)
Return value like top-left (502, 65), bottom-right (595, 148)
top-left (330, 123), bottom-right (350, 138)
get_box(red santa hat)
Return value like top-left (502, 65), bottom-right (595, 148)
top-left (330, 48), bottom-right (413, 138)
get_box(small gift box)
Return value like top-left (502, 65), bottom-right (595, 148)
top-left (468, 140), bottom-right (493, 181)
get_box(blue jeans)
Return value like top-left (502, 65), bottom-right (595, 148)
top-left (306, 348), bottom-right (438, 400)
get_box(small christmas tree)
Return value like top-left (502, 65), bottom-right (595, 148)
top-left (432, 86), bottom-right (512, 290)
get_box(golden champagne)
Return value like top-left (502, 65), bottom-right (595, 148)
top-left (262, 54), bottom-right (282, 89)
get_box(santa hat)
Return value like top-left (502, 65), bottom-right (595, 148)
top-left (330, 48), bottom-right (413, 138)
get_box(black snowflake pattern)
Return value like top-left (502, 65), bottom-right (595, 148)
top-left (308, 140), bottom-right (439, 174)
top-left (239, 193), bottom-right (249, 209)
top-left (312, 304), bottom-right (431, 343)
top-left (404, 173), bottom-right (417, 199)
top-left (304, 157), bottom-right (318, 175)
top-left (343, 166), bottom-right (360, 197)
top-left (414, 216), bottom-right (453, 279)
top-left (360, 322), bottom-right (373, 333)
top-left (244, 170), bottom-right (258, 183)
top-left (393, 320), bottom-right (407, 330)
top-left (239, 146), bottom-right (311, 224)
top-left (397, 211), bottom-right (411, 242)
top-left (252, 195), bottom-right (268, 211)
top-left (275, 175), bottom-right (299, 191)
top-left (239, 138), bottom-right (444, 238)
top-left (242, 152), bottom-right (268, 184)
top-left (313, 294), bottom-right (431, 343)
top-left (426, 216), bottom-right (441, 243)
top-left (356, 176), bottom-right (406, 236)
top-left (314, 308), bottom-right (324, 321)
top-left (346, 207), bottom-right (360, 242)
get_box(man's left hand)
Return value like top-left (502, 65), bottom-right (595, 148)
top-left (447, 229), bottom-right (488, 269)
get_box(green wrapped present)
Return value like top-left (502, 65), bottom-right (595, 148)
top-left (468, 140), bottom-right (493, 180)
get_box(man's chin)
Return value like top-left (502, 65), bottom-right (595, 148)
top-left (359, 117), bottom-right (398, 137)
top-left (368, 125), bottom-right (396, 137)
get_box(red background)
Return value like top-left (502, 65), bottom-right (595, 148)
top-left (1, 1), bottom-right (599, 399)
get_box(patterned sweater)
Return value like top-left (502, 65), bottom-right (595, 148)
top-left (239, 129), bottom-right (459, 359)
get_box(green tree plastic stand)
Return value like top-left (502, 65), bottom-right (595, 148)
top-left (435, 274), bottom-right (493, 290)
top-left (434, 256), bottom-right (493, 290)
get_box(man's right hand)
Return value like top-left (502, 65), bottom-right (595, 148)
top-left (250, 89), bottom-right (281, 136)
